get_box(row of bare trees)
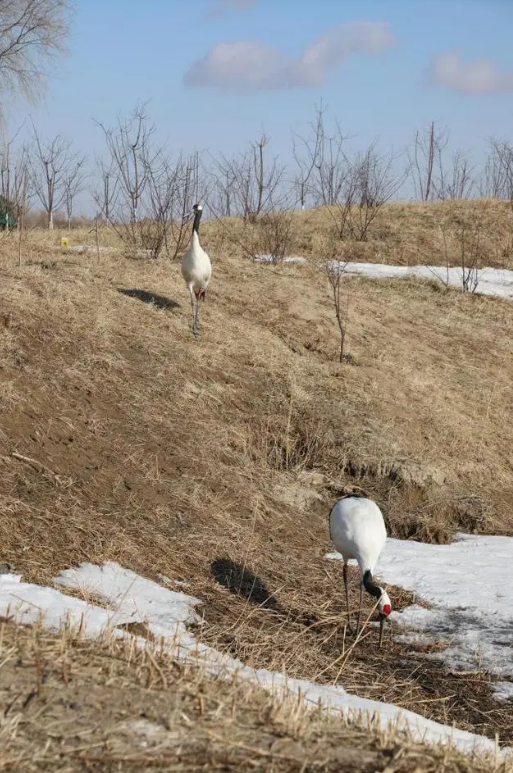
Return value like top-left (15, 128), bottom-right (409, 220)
top-left (2, 102), bottom-right (513, 253)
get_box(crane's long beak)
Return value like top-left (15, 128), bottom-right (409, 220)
top-left (378, 613), bottom-right (386, 648)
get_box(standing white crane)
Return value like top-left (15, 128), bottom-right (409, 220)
top-left (181, 203), bottom-right (212, 338)
top-left (329, 493), bottom-right (392, 646)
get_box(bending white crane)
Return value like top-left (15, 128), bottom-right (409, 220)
top-left (329, 493), bottom-right (392, 646)
top-left (181, 203), bottom-right (212, 337)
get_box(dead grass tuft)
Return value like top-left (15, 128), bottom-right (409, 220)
top-left (0, 619), bottom-right (510, 772)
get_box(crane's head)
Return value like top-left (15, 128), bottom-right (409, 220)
top-left (377, 588), bottom-right (392, 648)
top-left (182, 204), bottom-right (203, 226)
top-left (377, 588), bottom-right (392, 617)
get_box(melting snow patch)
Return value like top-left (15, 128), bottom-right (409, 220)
top-left (0, 561), bottom-right (509, 758)
top-left (339, 262), bottom-right (513, 300)
top-left (328, 533), bottom-right (513, 680)
top-left (494, 683), bottom-right (513, 703)
top-left (254, 254), bottom-right (308, 264)
top-left (253, 254), bottom-right (513, 301)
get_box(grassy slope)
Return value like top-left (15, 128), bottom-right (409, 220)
top-left (1, 202), bottom-right (513, 768)
top-left (207, 198), bottom-right (513, 269)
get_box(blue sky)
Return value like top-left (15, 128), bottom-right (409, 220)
top-left (11, 0), bottom-right (513, 208)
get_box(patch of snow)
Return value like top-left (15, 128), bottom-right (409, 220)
top-left (0, 571), bottom-right (123, 639)
top-left (494, 682), bottom-right (513, 703)
top-left (254, 254), bottom-right (308, 264)
top-left (325, 552), bottom-right (357, 564)
top-left (328, 534), bottom-right (513, 680)
top-left (340, 262), bottom-right (513, 300)
top-left (158, 574), bottom-right (189, 588)
top-left (0, 561), bottom-right (508, 758)
top-left (67, 244), bottom-right (115, 253)
top-left (118, 718), bottom-right (169, 738)
top-left (255, 253), bottom-right (513, 301)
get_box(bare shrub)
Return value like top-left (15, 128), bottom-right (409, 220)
top-left (324, 258), bottom-right (348, 362)
top-left (435, 149), bottom-right (475, 201)
top-left (255, 210), bottom-right (294, 263)
top-left (439, 207), bottom-right (488, 294)
top-left (328, 144), bottom-right (406, 242)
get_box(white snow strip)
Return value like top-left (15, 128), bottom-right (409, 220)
top-left (0, 561), bottom-right (508, 758)
top-left (340, 262), bottom-right (513, 300)
top-left (254, 254), bottom-right (513, 301)
top-left (327, 533), bottom-right (513, 681)
top-left (254, 254), bottom-right (308, 264)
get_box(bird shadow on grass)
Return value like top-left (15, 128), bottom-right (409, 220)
top-left (211, 558), bottom-right (281, 611)
top-left (118, 288), bottom-right (180, 310)
top-left (211, 558), bottom-right (321, 628)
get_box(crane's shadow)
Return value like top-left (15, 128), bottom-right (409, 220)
top-left (210, 557), bottom-right (323, 630)
top-left (211, 558), bottom-right (280, 610)
top-left (118, 288), bottom-right (180, 310)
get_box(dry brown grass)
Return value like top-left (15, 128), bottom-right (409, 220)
top-left (1, 620), bottom-right (508, 773)
top-left (203, 198), bottom-right (513, 269)
top-left (0, 201), bottom-right (513, 762)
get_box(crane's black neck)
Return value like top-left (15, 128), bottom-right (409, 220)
top-left (193, 209), bottom-right (202, 234)
top-left (363, 569), bottom-right (382, 600)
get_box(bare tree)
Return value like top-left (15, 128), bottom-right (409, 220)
top-left (97, 103), bottom-right (152, 227)
top-left (63, 152), bottom-right (87, 229)
top-left (91, 156), bottom-right (118, 223)
top-left (166, 151), bottom-right (205, 259)
top-left (480, 139), bottom-right (513, 203)
top-left (211, 133), bottom-right (286, 221)
top-left (28, 125), bottom-right (78, 229)
top-left (96, 103), bottom-right (154, 254)
top-left (331, 143), bottom-right (407, 241)
top-left (294, 102), bottom-right (349, 208)
top-left (206, 158), bottom-right (236, 218)
top-left (96, 104), bottom-right (207, 259)
top-left (0, 0), bottom-right (72, 113)
top-left (0, 123), bottom-right (31, 227)
top-left (408, 122), bottom-right (449, 202)
top-left (435, 149), bottom-right (475, 201)
top-left (323, 258), bottom-right (348, 363)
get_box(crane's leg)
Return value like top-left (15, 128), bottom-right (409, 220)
top-left (355, 582), bottom-right (363, 635)
top-left (189, 287), bottom-right (199, 338)
top-left (193, 297), bottom-right (200, 337)
top-left (343, 563), bottom-right (353, 632)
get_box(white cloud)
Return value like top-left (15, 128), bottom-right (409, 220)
top-left (430, 51), bottom-right (513, 94)
top-left (184, 40), bottom-right (285, 90)
top-left (183, 22), bottom-right (396, 91)
top-left (208, 0), bottom-right (257, 19)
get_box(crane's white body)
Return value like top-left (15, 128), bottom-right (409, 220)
top-left (181, 231), bottom-right (212, 299)
top-left (181, 205), bottom-right (212, 337)
top-left (329, 494), bottom-right (391, 641)
top-left (329, 495), bottom-right (387, 575)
